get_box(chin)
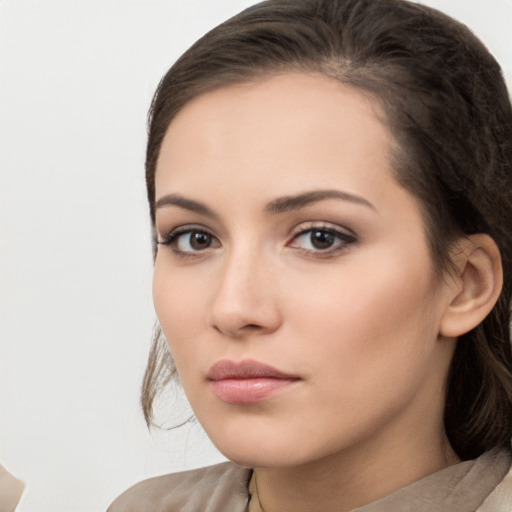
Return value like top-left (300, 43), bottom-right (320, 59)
top-left (207, 428), bottom-right (325, 469)
top-left (220, 446), bottom-right (303, 469)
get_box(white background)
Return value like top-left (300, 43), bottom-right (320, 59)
top-left (1, 1), bottom-right (511, 510)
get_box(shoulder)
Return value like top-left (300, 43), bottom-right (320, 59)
top-left (477, 456), bottom-right (512, 512)
top-left (107, 462), bottom-right (251, 512)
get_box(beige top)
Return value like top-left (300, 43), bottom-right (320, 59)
top-left (108, 448), bottom-right (512, 512)
top-left (0, 465), bottom-right (24, 512)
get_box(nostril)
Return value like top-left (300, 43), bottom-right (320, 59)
top-left (212, 321), bottom-right (268, 337)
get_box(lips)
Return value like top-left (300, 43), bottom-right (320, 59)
top-left (207, 359), bottom-right (300, 404)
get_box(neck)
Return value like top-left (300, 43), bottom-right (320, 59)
top-left (252, 423), bottom-right (460, 512)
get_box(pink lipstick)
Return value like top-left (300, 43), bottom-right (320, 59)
top-left (207, 359), bottom-right (300, 405)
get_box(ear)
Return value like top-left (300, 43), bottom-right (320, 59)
top-left (440, 234), bottom-right (503, 338)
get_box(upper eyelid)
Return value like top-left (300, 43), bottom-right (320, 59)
top-left (157, 228), bottom-right (219, 252)
top-left (290, 227), bottom-right (357, 244)
top-left (158, 226), bottom-right (221, 255)
top-left (158, 223), bottom-right (217, 238)
top-left (288, 226), bottom-right (358, 257)
top-left (157, 221), bottom-right (357, 245)
top-left (289, 221), bottom-right (356, 237)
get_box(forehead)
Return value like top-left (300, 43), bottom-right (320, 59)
top-left (155, 72), bottom-right (395, 206)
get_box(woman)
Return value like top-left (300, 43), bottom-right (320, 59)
top-left (109, 0), bottom-right (512, 510)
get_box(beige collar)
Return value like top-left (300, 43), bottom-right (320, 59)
top-left (248, 448), bottom-right (512, 512)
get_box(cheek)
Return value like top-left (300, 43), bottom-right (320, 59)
top-left (272, 255), bottom-right (447, 451)
top-left (286, 249), bottom-right (443, 385)
top-left (152, 260), bottom-right (208, 360)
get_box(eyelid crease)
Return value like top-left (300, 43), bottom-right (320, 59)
top-left (157, 221), bottom-right (357, 260)
top-left (287, 223), bottom-right (358, 256)
top-left (289, 220), bottom-right (357, 238)
top-left (157, 224), bottom-right (218, 246)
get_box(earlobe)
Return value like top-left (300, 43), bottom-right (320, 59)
top-left (440, 234), bottom-right (503, 338)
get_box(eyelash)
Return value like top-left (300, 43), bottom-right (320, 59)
top-left (158, 225), bottom-right (218, 258)
top-left (288, 224), bottom-right (357, 256)
top-left (158, 223), bottom-right (357, 258)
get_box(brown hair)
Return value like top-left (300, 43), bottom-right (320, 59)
top-left (141, 0), bottom-right (512, 460)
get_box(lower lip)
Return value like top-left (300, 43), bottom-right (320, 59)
top-left (210, 378), bottom-right (299, 404)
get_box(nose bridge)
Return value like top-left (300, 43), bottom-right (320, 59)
top-left (210, 237), bottom-right (280, 336)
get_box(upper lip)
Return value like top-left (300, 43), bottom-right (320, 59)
top-left (207, 359), bottom-right (300, 381)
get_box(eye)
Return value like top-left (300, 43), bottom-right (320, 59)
top-left (159, 227), bottom-right (220, 255)
top-left (289, 226), bottom-right (356, 254)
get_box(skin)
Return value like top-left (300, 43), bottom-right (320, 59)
top-left (152, 73), bottom-right (463, 511)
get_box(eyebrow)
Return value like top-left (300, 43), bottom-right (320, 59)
top-left (155, 194), bottom-right (219, 219)
top-left (265, 189), bottom-right (376, 213)
top-left (154, 189), bottom-right (375, 217)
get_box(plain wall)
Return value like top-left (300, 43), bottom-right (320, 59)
top-left (1, 1), bottom-right (511, 510)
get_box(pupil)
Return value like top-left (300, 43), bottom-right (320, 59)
top-left (311, 230), bottom-right (334, 249)
top-left (191, 232), bottom-right (210, 250)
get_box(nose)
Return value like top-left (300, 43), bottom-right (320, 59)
top-left (208, 248), bottom-right (282, 338)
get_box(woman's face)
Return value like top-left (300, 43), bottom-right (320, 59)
top-left (153, 73), bottom-right (457, 469)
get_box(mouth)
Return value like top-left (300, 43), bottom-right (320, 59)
top-left (206, 359), bottom-right (301, 405)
